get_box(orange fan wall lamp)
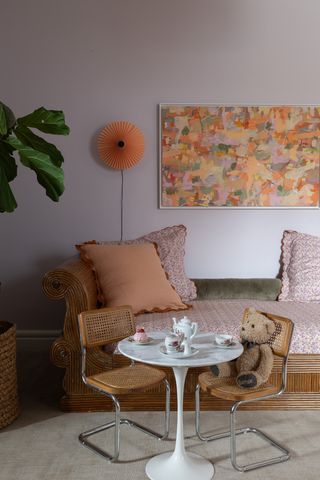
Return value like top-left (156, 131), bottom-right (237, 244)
top-left (98, 121), bottom-right (144, 241)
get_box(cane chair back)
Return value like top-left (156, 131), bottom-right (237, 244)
top-left (77, 305), bottom-right (171, 462)
top-left (78, 305), bottom-right (135, 348)
top-left (242, 308), bottom-right (294, 358)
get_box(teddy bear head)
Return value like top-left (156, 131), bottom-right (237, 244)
top-left (240, 308), bottom-right (276, 345)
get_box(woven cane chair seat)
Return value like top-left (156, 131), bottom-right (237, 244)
top-left (198, 371), bottom-right (279, 401)
top-left (87, 364), bottom-right (166, 395)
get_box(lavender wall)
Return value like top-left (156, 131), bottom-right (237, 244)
top-left (1, 0), bottom-right (320, 330)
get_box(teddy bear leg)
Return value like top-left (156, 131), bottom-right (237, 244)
top-left (236, 371), bottom-right (264, 389)
top-left (210, 360), bottom-right (237, 377)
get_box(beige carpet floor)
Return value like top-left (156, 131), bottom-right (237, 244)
top-left (1, 340), bottom-right (319, 479)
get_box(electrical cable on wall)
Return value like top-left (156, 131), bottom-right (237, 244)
top-left (120, 169), bottom-right (124, 242)
top-left (97, 121), bottom-right (144, 241)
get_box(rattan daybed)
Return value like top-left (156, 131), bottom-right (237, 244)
top-left (43, 256), bottom-right (320, 412)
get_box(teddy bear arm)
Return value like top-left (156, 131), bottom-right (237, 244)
top-left (235, 356), bottom-right (242, 372)
top-left (236, 347), bottom-right (260, 373)
top-left (255, 344), bottom-right (274, 383)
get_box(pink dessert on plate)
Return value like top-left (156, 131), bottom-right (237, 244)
top-left (133, 327), bottom-right (148, 343)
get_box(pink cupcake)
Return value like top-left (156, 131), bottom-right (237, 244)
top-left (133, 327), bottom-right (148, 343)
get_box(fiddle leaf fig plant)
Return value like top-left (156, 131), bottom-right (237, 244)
top-left (0, 101), bottom-right (70, 212)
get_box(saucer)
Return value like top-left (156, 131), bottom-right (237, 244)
top-left (159, 344), bottom-right (199, 358)
top-left (213, 340), bottom-right (237, 348)
top-left (127, 336), bottom-right (153, 345)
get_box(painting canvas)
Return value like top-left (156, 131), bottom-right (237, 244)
top-left (160, 104), bottom-right (320, 208)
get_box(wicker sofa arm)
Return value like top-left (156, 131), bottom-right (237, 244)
top-left (42, 255), bottom-right (98, 359)
top-left (43, 257), bottom-right (118, 409)
top-left (42, 255), bottom-right (97, 308)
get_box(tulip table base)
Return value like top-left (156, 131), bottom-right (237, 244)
top-left (146, 451), bottom-right (214, 480)
top-left (146, 366), bottom-right (214, 480)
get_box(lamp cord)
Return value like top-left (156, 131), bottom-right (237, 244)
top-left (120, 169), bottom-right (124, 242)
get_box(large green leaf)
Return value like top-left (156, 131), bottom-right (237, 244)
top-left (0, 143), bottom-right (17, 182)
top-left (15, 125), bottom-right (64, 167)
top-left (0, 105), bottom-right (7, 136)
top-left (6, 137), bottom-right (64, 201)
top-left (17, 107), bottom-right (70, 135)
top-left (0, 169), bottom-right (17, 212)
top-left (0, 101), bottom-right (16, 132)
top-left (0, 144), bottom-right (17, 212)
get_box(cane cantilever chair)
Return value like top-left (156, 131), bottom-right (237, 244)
top-left (195, 309), bottom-right (294, 472)
top-left (78, 305), bottom-right (170, 462)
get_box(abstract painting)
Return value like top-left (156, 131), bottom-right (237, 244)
top-left (159, 104), bottom-right (320, 208)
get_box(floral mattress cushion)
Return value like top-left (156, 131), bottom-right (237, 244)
top-left (135, 299), bottom-right (320, 354)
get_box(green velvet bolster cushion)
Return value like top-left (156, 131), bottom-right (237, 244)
top-left (193, 278), bottom-right (282, 301)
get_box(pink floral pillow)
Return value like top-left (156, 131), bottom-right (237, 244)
top-left (279, 230), bottom-right (320, 302)
top-left (101, 225), bottom-right (197, 301)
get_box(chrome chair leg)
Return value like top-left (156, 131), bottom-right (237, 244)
top-left (163, 378), bottom-right (171, 439)
top-left (229, 401), bottom-right (290, 472)
top-left (195, 383), bottom-right (290, 472)
top-left (121, 378), bottom-right (170, 441)
top-left (79, 379), bottom-right (170, 462)
top-left (79, 394), bottom-right (121, 462)
top-left (195, 384), bottom-right (232, 442)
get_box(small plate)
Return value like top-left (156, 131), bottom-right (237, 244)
top-left (159, 344), bottom-right (199, 358)
top-left (213, 341), bottom-right (237, 348)
top-left (127, 336), bottom-right (153, 345)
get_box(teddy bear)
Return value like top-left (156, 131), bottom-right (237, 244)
top-left (211, 308), bottom-right (276, 388)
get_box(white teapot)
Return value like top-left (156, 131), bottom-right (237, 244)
top-left (172, 316), bottom-right (198, 343)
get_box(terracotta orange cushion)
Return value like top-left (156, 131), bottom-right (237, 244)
top-left (76, 243), bottom-right (189, 314)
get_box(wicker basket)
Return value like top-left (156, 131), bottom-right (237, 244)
top-left (0, 321), bottom-right (19, 428)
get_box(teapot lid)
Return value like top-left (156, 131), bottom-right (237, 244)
top-left (180, 316), bottom-right (191, 323)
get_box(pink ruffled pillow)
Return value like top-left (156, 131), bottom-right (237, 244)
top-left (101, 225), bottom-right (197, 301)
top-left (279, 230), bottom-right (320, 302)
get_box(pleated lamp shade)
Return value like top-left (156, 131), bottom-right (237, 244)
top-left (98, 121), bottom-right (144, 170)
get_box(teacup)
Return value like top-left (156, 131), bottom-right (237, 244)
top-left (215, 334), bottom-right (233, 346)
top-left (165, 332), bottom-right (183, 353)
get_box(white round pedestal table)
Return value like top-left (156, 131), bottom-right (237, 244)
top-left (118, 332), bottom-right (243, 480)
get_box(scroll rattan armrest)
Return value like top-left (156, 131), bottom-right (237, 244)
top-left (42, 255), bottom-right (97, 310)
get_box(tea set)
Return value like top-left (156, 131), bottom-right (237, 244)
top-left (163, 316), bottom-right (198, 356)
top-left (129, 316), bottom-right (235, 358)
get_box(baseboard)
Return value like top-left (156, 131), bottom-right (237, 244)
top-left (17, 329), bottom-right (61, 340)
top-left (16, 330), bottom-right (61, 352)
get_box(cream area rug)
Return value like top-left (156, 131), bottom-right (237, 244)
top-left (1, 409), bottom-right (319, 480)
top-left (1, 340), bottom-right (319, 480)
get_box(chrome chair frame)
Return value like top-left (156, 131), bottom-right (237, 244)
top-left (79, 339), bottom-right (170, 463)
top-left (195, 323), bottom-right (294, 472)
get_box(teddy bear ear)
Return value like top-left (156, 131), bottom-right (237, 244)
top-left (247, 307), bottom-right (255, 314)
top-left (266, 319), bottom-right (276, 336)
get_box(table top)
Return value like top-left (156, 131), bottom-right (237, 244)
top-left (118, 332), bottom-right (243, 368)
